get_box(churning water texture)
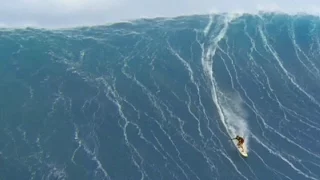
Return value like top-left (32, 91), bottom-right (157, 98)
top-left (1, 12), bottom-right (320, 180)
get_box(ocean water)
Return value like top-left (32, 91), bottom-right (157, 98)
top-left (1, 12), bottom-right (320, 180)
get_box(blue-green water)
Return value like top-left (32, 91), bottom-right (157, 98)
top-left (1, 13), bottom-right (320, 180)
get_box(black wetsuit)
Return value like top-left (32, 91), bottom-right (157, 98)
top-left (236, 137), bottom-right (244, 144)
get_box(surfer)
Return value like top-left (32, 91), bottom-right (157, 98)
top-left (232, 135), bottom-right (244, 151)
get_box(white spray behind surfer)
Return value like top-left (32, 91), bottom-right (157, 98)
top-left (219, 91), bottom-right (250, 151)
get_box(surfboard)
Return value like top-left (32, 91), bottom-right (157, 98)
top-left (231, 139), bottom-right (248, 157)
top-left (235, 143), bottom-right (248, 158)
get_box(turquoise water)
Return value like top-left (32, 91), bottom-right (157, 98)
top-left (1, 13), bottom-right (320, 180)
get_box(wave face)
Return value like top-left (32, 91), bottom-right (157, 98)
top-left (1, 13), bottom-right (320, 180)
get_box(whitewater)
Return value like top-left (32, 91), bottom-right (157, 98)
top-left (0, 12), bottom-right (320, 180)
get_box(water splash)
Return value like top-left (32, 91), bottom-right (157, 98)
top-left (219, 91), bottom-right (250, 150)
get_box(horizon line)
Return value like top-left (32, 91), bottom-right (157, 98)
top-left (1, 10), bottom-right (319, 30)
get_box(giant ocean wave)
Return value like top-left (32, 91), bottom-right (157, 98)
top-left (0, 12), bottom-right (320, 180)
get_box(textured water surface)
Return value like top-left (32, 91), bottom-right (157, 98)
top-left (1, 13), bottom-right (320, 180)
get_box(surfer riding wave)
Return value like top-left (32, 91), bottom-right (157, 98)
top-left (232, 135), bottom-right (245, 151)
